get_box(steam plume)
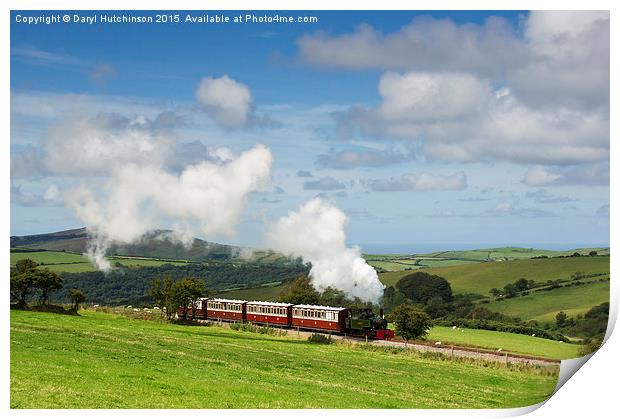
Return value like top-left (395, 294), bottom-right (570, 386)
top-left (66, 144), bottom-right (273, 271)
top-left (265, 198), bottom-right (384, 303)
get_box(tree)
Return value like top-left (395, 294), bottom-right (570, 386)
top-left (34, 269), bottom-right (63, 306)
top-left (319, 287), bottom-right (348, 307)
top-left (556, 311), bottom-right (568, 328)
top-left (514, 278), bottom-right (530, 291)
top-left (171, 277), bottom-right (205, 320)
top-left (503, 283), bottom-right (518, 298)
top-left (589, 250), bottom-right (598, 257)
top-left (150, 277), bottom-right (175, 318)
top-left (395, 272), bottom-right (453, 305)
top-left (424, 296), bottom-right (448, 319)
top-left (390, 303), bottom-right (431, 343)
top-left (68, 289), bottom-right (86, 311)
top-left (380, 286), bottom-right (406, 312)
top-left (489, 288), bottom-right (502, 297)
top-left (278, 275), bottom-right (320, 305)
top-left (10, 259), bottom-right (40, 307)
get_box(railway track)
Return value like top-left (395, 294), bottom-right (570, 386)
top-left (209, 320), bottom-right (561, 367)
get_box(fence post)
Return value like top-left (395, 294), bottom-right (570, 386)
top-left (297, 326), bottom-right (300, 337)
top-left (451, 345), bottom-right (454, 360)
top-left (505, 352), bottom-right (509, 365)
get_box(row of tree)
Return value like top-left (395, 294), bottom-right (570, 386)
top-left (277, 275), bottom-right (369, 308)
top-left (54, 261), bottom-right (308, 306)
top-left (10, 259), bottom-right (85, 311)
top-left (489, 277), bottom-right (537, 298)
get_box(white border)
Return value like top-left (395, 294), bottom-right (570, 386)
top-left (2, 1), bottom-right (616, 418)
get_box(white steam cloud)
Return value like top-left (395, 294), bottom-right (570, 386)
top-left (265, 198), bottom-right (384, 303)
top-left (66, 144), bottom-right (273, 271)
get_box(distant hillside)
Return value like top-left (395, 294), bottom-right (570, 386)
top-left (10, 228), bottom-right (245, 262)
top-left (365, 246), bottom-right (610, 272)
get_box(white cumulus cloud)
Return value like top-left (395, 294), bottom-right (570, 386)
top-left (195, 75), bottom-right (253, 128)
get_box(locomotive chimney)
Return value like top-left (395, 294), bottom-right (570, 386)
top-left (380, 308), bottom-right (384, 319)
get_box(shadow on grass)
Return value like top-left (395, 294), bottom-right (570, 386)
top-left (11, 303), bottom-right (80, 316)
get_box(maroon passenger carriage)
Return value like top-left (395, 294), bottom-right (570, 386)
top-left (205, 298), bottom-right (246, 321)
top-left (291, 304), bottom-right (348, 332)
top-left (245, 301), bottom-right (292, 325)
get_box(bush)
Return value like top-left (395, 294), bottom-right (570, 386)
top-left (307, 333), bottom-right (332, 344)
top-left (229, 322), bottom-right (286, 336)
top-left (578, 338), bottom-right (603, 356)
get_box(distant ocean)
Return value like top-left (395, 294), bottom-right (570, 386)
top-left (357, 243), bottom-right (610, 254)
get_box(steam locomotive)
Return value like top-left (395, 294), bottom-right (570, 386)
top-left (177, 298), bottom-right (395, 340)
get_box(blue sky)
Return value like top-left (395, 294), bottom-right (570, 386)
top-left (10, 10), bottom-right (610, 251)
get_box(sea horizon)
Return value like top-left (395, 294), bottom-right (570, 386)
top-left (357, 243), bottom-right (611, 255)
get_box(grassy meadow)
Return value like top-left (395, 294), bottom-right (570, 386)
top-left (485, 280), bottom-right (609, 322)
top-left (10, 310), bottom-right (558, 409)
top-left (10, 249), bottom-right (191, 273)
top-left (426, 327), bottom-right (581, 360)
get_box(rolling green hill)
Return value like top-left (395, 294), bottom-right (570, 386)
top-left (10, 228), bottom-right (245, 262)
top-left (10, 249), bottom-right (193, 273)
top-left (225, 256), bottom-right (610, 325)
top-left (484, 280), bottom-right (609, 323)
top-left (364, 247), bottom-right (609, 272)
top-left (379, 256), bottom-right (610, 295)
top-left (10, 310), bottom-right (558, 408)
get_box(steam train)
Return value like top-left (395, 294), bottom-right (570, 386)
top-left (177, 298), bottom-right (395, 340)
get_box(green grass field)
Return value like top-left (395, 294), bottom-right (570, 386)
top-left (10, 310), bottom-right (558, 408)
top-left (364, 247), bottom-right (609, 272)
top-left (10, 250), bottom-right (88, 265)
top-left (485, 280), bottom-right (610, 323)
top-left (419, 247), bottom-right (609, 261)
top-left (10, 250), bottom-right (191, 273)
top-left (427, 327), bottom-right (581, 360)
top-left (379, 256), bottom-right (610, 295)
